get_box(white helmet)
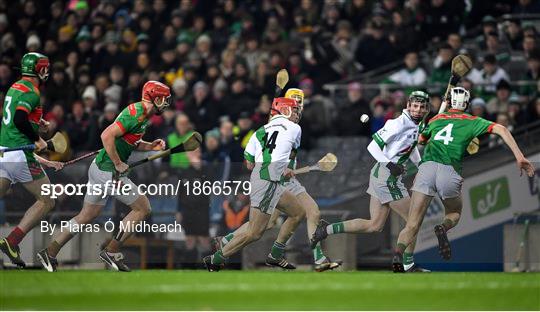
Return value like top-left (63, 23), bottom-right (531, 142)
top-left (450, 87), bottom-right (470, 111)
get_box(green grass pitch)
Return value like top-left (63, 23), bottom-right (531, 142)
top-left (1, 270), bottom-right (539, 310)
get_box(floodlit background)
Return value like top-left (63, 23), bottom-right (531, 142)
top-left (1, 0), bottom-right (540, 310)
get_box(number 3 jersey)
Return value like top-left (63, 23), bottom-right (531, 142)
top-left (244, 115), bottom-right (302, 182)
top-left (372, 110), bottom-right (422, 165)
top-left (421, 109), bottom-right (494, 173)
top-left (0, 79), bottom-right (42, 148)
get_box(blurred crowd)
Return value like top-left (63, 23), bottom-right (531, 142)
top-left (0, 0), bottom-right (538, 157)
top-left (0, 0), bottom-right (537, 148)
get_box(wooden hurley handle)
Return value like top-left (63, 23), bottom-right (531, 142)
top-left (293, 166), bottom-right (313, 175)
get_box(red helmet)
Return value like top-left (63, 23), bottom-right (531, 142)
top-left (271, 97), bottom-right (299, 118)
top-left (142, 80), bottom-right (171, 112)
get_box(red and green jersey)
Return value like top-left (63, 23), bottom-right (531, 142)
top-left (421, 109), bottom-right (495, 173)
top-left (0, 79), bottom-right (42, 148)
top-left (95, 102), bottom-right (149, 172)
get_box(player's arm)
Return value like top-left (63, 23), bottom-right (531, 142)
top-left (13, 96), bottom-right (47, 151)
top-left (287, 149), bottom-right (298, 168)
top-left (491, 124), bottom-right (535, 177)
top-left (244, 132), bottom-right (257, 171)
top-left (245, 160), bottom-right (255, 171)
top-left (367, 139), bottom-right (403, 176)
top-left (371, 120), bottom-right (404, 175)
top-left (34, 154), bottom-right (64, 171)
top-left (136, 139), bottom-right (166, 151)
top-left (283, 125), bottom-right (302, 178)
top-left (418, 120), bottom-right (432, 145)
top-left (410, 146), bottom-right (421, 166)
top-left (289, 149), bottom-right (298, 161)
top-left (38, 118), bottom-right (50, 133)
top-left (367, 140), bottom-right (391, 163)
top-left (418, 133), bottom-right (430, 145)
top-left (101, 122), bottom-right (128, 173)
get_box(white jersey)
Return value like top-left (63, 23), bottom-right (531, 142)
top-left (244, 115), bottom-right (301, 182)
top-left (371, 110), bottom-right (421, 165)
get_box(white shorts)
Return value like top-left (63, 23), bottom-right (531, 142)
top-left (0, 148), bottom-right (45, 184)
top-left (249, 175), bottom-right (285, 215)
top-left (366, 163), bottom-right (409, 204)
top-left (411, 161), bottom-right (463, 200)
top-left (284, 178), bottom-right (307, 196)
top-left (83, 161), bottom-right (140, 206)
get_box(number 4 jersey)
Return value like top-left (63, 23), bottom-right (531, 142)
top-left (421, 109), bottom-right (494, 173)
top-left (244, 115), bottom-right (302, 182)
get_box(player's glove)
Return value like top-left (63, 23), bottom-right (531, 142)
top-left (386, 162), bottom-right (405, 177)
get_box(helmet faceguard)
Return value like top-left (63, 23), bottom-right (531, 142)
top-left (35, 58), bottom-right (50, 81)
top-left (285, 88), bottom-right (304, 106)
top-left (153, 95), bottom-right (172, 114)
top-left (450, 87), bottom-right (470, 111)
top-left (407, 90), bottom-right (430, 123)
top-left (271, 97), bottom-right (301, 123)
top-left (21, 52), bottom-right (50, 82)
top-left (285, 88), bottom-right (304, 121)
top-left (142, 81), bottom-right (171, 114)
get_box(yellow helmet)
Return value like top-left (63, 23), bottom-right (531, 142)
top-left (285, 88), bottom-right (304, 107)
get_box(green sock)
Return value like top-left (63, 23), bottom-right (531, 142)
top-left (313, 242), bottom-right (327, 264)
top-left (222, 233), bottom-right (234, 245)
top-left (270, 241), bottom-right (286, 259)
top-left (327, 222), bottom-right (345, 234)
top-left (212, 250), bottom-right (227, 265)
top-left (403, 252), bottom-right (414, 266)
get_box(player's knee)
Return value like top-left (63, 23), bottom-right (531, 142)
top-left (247, 228), bottom-right (264, 242)
top-left (41, 197), bottom-right (55, 212)
top-left (131, 197), bottom-right (151, 217)
top-left (251, 233), bottom-right (263, 242)
top-left (141, 204), bottom-right (152, 217)
top-left (367, 223), bottom-right (385, 233)
top-left (291, 209), bottom-right (305, 223)
top-left (266, 218), bottom-right (277, 229)
top-left (307, 208), bottom-right (320, 223)
top-left (76, 212), bottom-right (95, 224)
top-left (0, 179), bottom-right (10, 198)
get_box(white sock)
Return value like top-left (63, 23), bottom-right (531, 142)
top-left (326, 225), bottom-right (334, 234)
top-left (314, 256), bottom-right (327, 265)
